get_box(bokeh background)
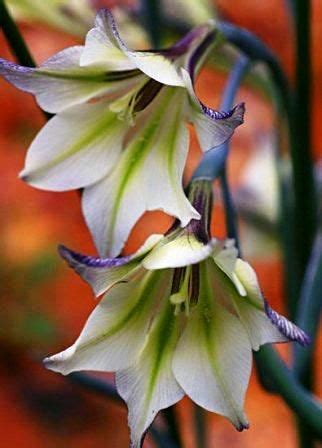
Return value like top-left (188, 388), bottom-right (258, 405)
top-left (0, 1), bottom-right (321, 446)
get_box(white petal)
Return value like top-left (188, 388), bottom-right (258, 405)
top-left (59, 234), bottom-right (163, 297)
top-left (80, 9), bottom-right (137, 70)
top-left (210, 260), bottom-right (287, 350)
top-left (0, 48), bottom-right (141, 113)
top-left (44, 269), bottom-right (170, 375)
top-left (116, 300), bottom-right (184, 448)
top-left (97, 9), bottom-right (185, 86)
top-left (214, 243), bottom-right (246, 296)
top-left (143, 235), bottom-right (219, 269)
top-left (82, 87), bottom-right (199, 257)
top-left (181, 69), bottom-right (245, 150)
top-left (20, 102), bottom-right (127, 191)
top-left (173, 262), bottom-right (251, 430)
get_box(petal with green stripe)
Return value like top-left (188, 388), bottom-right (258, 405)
top-left (209, 259), bottom-right (286, 351)
top-left (59, 234), bottom-right (163, 297)
top-left (116, 299), bottom-right (184, 448)
top-left (173, 261), bottom-right (251, 431)
top-left (82, 87), bottom-right (200, 257)
top-left (97, 9), bottom-right (185, 87)
top-left (20, 101), bottom-right (127, 191)
top-left (0, 46), bottom-right (142, 113)
top-left (80, 8), bottom-right (137, 71)
top-left (44, 269), bottom-right (171, 375)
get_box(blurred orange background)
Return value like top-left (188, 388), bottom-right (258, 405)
top-left (0, 1), bottom-right (321, 447)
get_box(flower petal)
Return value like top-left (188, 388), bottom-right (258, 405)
top-left (210, 260), bottom-right (287, 350)
top-left (44, 269), bottom-right (169, 374)
top-left (82, 87), bottom-right (199, 257)
top-left (181, 69), bottom-right (245, 150)
top-left (97, 9), bottom-right (185, 87)
top-left (20, 102), bottom-right (127, 191)
top-left (0, 47), bottom-right (141, 113)
top-left (173, 261), bottom-right (251, 430)
top-left (264, 301), bottom-right (310, 347)
top-left (59, 234), bottom-right (163, 297)
top-left (80, 8), bottom-right (137, 70)
top-left (143, 235), bottom-right (218, 269)
top-left (214, 241), bottom-right (246, 296)
top-left (116, 300), bottom-right (184, 448)
top-left (235, 259), bottom-right (310, 347)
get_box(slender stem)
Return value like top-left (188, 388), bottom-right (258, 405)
top-left (217, 21), bottom-right (311, 313)
top-left (292, 3), bottom-right (316, 446)
top-left (140, 0), bottom-right (163, 47)
top-left (220, 168), bottom-right (240, 253)
top-left (293, 232), bottom-right (322, 379)
top-left (255, 346), bottom-right (322, 439)
top-left (0, 0), bottom-right (35, 67)
top-left (194, 406), bottom-right (207, 448)
top-left (217, 21), bottom-right (291, 117)
top-left (289, 0), bottom-right (316, 322)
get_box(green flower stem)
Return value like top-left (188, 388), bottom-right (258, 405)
top-left (255, 346), bottom-right (322, 438)
top-left (140, 0), bottom-right (163, 47)
top-left (293, 232), bottom-right (322, 381)
top-left (293, 233), bottom-right (322, 448)
top-left (220, 168), bottom-right (240, 253)
top-left (194, 406), bottom-right (207, 448)
top-left (294, 233), bottom-right (322, 378)
top-left (291, 0), bottom-right (316, 278)
top-left (0, 0), bottom-right (35, 67)
top-left (217, 21), bottom-right (291, 117)
top-left (291, 2), bottom-right (316, 445)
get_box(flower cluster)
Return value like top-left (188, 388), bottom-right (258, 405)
top-left (0, 8), bottom-right (309, 448)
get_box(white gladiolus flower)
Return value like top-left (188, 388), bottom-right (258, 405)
top-left (44, 179), bottom-right (309, 448)
top-left (0, 9), bottom-right (244, 257)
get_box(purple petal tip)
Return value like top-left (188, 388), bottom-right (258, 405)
top-left (264, 301), bottom-right (311, 347)
top-left (58, 244), bottom-right (131, 269)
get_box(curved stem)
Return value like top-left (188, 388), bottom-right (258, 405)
top-left (0, 0), bottom-right (35, 67)
top-left (220, 168), bottom-right (240, 253)
top-left (293, 232), bottom-right (322, 379)
top-left (255, 346), bottom-right (322, 438)
top-left (194, 406), bottom-right (207, 448)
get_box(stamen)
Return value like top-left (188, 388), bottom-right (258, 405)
top-left (170, 266), bottom-right (200, 316)
top-left (133, 78), bottom-right (163, 113)
top-left (190, 264), bottom-right (200, 306)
